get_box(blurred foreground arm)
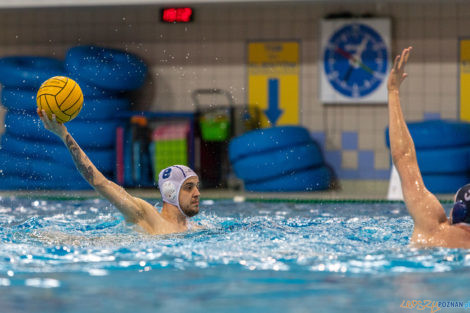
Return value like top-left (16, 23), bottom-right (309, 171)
top-left (387, 47), bottom-right (447, 231)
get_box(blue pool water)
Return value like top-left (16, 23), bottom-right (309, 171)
top-left (0, 196), bottom-right (469, 313)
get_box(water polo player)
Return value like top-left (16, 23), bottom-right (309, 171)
top-left (450, 184), bottom-right (470, 225)
top-left (37, 108), bottom-right (201, 235)
top-left (388, 47), bottom-right (470, 248)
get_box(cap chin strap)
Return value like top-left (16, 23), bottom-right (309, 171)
top-left (174, 179), bottom-right (189, 220)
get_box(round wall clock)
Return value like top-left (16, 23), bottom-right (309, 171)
top-left (320, 19), bottom-right (391, 103)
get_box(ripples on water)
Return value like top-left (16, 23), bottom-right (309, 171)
top-left (0, 196), bottom-right (469, 276)
top-left (1, 196), bottom-right (470, 313)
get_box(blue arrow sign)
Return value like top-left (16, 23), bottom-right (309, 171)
top-left (264, 78), bottom-right (283, 125)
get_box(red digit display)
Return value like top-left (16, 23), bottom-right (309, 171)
top-left (161, 8), bottom-right (193, 23)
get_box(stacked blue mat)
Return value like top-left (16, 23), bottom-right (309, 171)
top-left (0, 45), bottom-right (147, 190)
top-left (386, 120), bottom-right (470, 194)
top-left (229, 126), bottom-right (333, 192)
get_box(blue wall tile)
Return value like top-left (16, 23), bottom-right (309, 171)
top-left (423, 112), bottom-right (441, 120)
top-left (310, 131), bottom-right (326, 149)
top-left (341, 131), bottom-right (358, 150)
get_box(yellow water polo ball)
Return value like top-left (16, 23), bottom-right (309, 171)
top-left (36, 76), bottom-right (84, 123)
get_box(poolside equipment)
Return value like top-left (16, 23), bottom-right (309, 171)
top-left (152, 122), bottom-right (190, 180)
top-left (0, 150), bottom-right (93, 190)
top-left (36, 76), bottom-right (84, 123)
top-left (0, 174), bottom-right (91, 190)
top-left (244, 166), bottom-right (332, 192)
top-left (386, 120), bottom-right (470, 149)
top-left (0, 134), bottom-right (114, 173)
top-left (1, 87), bottom-right (129, 120)
top-left (4, 112), bottom-right (118, 148)
top-left (385, 119), bottom-right (470, 193)
top-left (0, 46), bottom-right (148, 190)
top-left (229, 126), bottom-right (333, 192)
top-left (68, 75), bottom-right (120, 98)
top-left (1, 87), bottom-right (41, 113)
top-left (65, 45), bottom-right (148, 91)
top-left (0, 56), bottom-right (65, 89)
top-left (75, 97), bottom-right (130, 120)
top-left (232, 143), bottom-right (324, 182)
top-left (193, 89), bottom-right (236, 188)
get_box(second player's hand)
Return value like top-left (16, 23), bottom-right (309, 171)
top-left (387, 46), bottom-right (412, 91)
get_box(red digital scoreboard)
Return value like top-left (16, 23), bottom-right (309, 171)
top-left (161, 8), bottom-right (193, 23)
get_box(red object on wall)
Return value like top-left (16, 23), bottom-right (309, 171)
top-left (161, 8), bottom-right (193, 23)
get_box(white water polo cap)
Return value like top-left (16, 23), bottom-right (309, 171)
top-left (158, 165), bottom-right (198, 216)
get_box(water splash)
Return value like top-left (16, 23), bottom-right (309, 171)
top-left (0, 198), bottom-right (467, 276)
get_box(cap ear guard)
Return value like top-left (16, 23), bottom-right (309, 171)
top-left (451, 201), bottom-right (470, 224)
top-left (160, 181), bottom-right (177, 205)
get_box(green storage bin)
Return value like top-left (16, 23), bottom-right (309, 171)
top-left (153, 139), bottom-right (188, 182)
top-left (200, 116), bottom-right (229, 141)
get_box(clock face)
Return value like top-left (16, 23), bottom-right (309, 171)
top-left (323, 23), bottom-right (388, 98)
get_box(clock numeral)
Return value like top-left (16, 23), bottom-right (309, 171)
top-left (373, 72), bottom-right (385, 80)
top-left (352, 84), bottom-right (360, 98)
top-left (327, 71), bottom-right (339, 80)
top-left (373, 42), bottom-right (387, 50)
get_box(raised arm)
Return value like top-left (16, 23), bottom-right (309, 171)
top-left (387, 47), bottom-right (447, 231)
top-left (38, 109), bottom-right (162, 231)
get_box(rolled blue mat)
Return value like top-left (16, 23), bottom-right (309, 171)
top-left (65, 45), bottom-right (147, 91)
top-left (0, 150), bottom-right (114, 190)
top-left (68, 75), bottom-right (121, 98)
top-left (76, 97), bottom-right (130, 120)
top-left (0, 133), bottom-right (115, 173)
top-left (0, 174), bottom-right (92, 190)
top-left (229, 126), bottom-right (313, 163)
top-left (422, 174), bottom-right (470, 194)
top-left (0, 56), bottom-right (65, 89)
top-left (244, 166), bottom-right (332, 192)
top-left (0, 150), bottom-right (83, 180)
top-left (1, 87), bottom-right (130, 120)
top-left (4, 112), bottom-right (118, 148)
top-left (385, 120), bottom-right (470, 149)
top-left (232, 142), bottom-right (324, 183)
top-left (1, 87), bottom-right (37, 113)
top-left (417, 146), bottom-right (470, 174)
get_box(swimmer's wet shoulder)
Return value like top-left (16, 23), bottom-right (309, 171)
top-left (411, 222), bottom-right (470, 249)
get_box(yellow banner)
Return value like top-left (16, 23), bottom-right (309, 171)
top-left (460, 39), bottom-right (470, 121)
top-left (248, 42), bottom-right (299, 65)
top-left (248, 41), bottom-right (299, 127)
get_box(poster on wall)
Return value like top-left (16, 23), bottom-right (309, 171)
top-left (460, 39), bottom-right (470, 121)
top-left (247, 41), bottom-right (299, 127)
top-left (320, 18), bottom-right (391, 104)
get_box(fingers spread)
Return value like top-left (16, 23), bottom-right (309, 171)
top-left (393, 54), bottom-right (401, 69)
top-left (403, 46), bottom-right (412, 63)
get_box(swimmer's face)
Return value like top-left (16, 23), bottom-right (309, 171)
top-left (178, 176), bottom-right (200, 217)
